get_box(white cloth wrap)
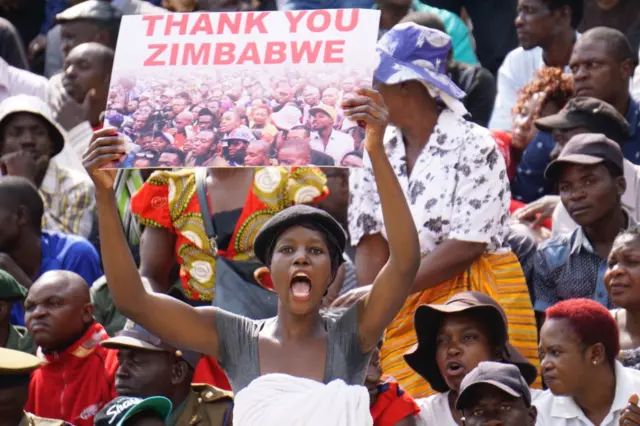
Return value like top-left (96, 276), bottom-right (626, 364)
top-left (233, 373), bottom-right (374, 426)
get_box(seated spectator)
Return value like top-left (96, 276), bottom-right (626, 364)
top-left (606, 226), bottom-right (640, 370)
top-left (374, 0), bottom-right (478, 66)
top-left (0, 270), bottom-right (33, 353)
top-left (401, 11), bottom-right (496, 127)
top-left (345, 24), bottom-right (539, 398)
top-left (94, 396), bottom-right (172, 426)
top-left (244, 140), bottom-right (272, 166)
top-left (0, 177), bottom-right (102, 326)
top-left (407, 292), bottom-right (537, 425)
top-left (490, 0), bottom-right (582, 130)
top-left (0, 95), bottom-right (95, 237)
top-left (101, 320), bottom-right (234, 426)
top-left (25, 271), bottom-right (119, 426)
top-left (0, 347), bottom-right (71, 426)
top-left (366, 345), bottom-right (419, 426)
top-left (62, 42), bottom-right (114, 129)
top-left (536, 298), bottom-right (640, 426)
top-left (508, 68), bottom-right (574, 203)
top-left (533, 97), bottom-right (640, 236)
top-left (532, 134), bottom-right (633, 317)
top-left (578, 0), bottom-right (640, 55)
top-left (309, 104), bottom-right (355, 165)
top-left (455, 361), bottom-right (538, 426)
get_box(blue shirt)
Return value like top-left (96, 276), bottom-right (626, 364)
top-left (10, 231), bottom-right (103, 326)
top-left (531, 225), bottom-right (620, 312)
top-left (512, 98), bottom-right (640, 203)
top-left (511, 131), bottom-right (555, 203)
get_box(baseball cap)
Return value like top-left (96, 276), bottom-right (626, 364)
top-left (101, 320), bottom-right (201, 369)
top-left (94, 397), bottom-right (172, 426)
top-left (403, 292), bottom-right (537, 392)
top-left (309, 104), bottom-right (338, 123)
top-left (544, 133), bottom-right (624, 181)
top-left (456, 361), bottom-right (531, 410)
top-left (534, 97), bottom-right (630, 143)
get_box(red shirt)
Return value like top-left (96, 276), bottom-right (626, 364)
top-left (371, 380), bottom-right (420, 426)
top-left (26, 322), bottom-right (119, 426)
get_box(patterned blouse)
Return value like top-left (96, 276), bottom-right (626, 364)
top-left (131, 167), bottom-right (328, 302)
top-left (349, 109), bottom-right (511, 255)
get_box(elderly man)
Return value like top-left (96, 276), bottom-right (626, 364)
top-left (102, 320), bottom-right (234, 426)
top-left (0, 176), bottom-right (102, 326)
top-left (0, 270), bottom-right (34, 353)
top-left (0, 95), bottom-right (95, 237)
top-left (0, 348), bottom-right (71, 426)
top-left (24, 271), bottom-right (118, 426)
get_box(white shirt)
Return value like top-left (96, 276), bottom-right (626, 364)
top-left (534, 361), bottom-right (640, 426)
top-left (0, 57), bottom-right (48, 102)
top-left (349, 109), bottom-right (511, 255)
top-left (552, 160), bottom-right (640, 237)
top-left (489, 42), bottom-right (575, 131)
top-left (310, 129), bottom-right (355, 165)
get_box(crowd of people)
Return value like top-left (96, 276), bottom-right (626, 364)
top-left (2, 0), bottom-right (640, 426)
top-left (104, 69), bottom-right (369, 168)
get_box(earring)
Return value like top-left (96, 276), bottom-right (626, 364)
top-left (592, 360), bottom-right (597, 365)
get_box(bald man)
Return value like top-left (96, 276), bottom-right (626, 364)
top-left (277, 138), bottom-right (312, 166)
top-left (244, 140), bottom-right (271, 166)
top-left (24, 271), bottom-right (118, 426)
top-left (62, 42), bottom-right (114, 128)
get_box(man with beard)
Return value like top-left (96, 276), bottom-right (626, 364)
top-left (0, 95), bottom-right (95, 238)
top-left (101, 320), bottom-right (234, 426)
top-left (24, 271), bottom-right (118, 426)
top-left (223, 126), bottom-right (255, 166)
top-left (309, 105), bottom-right (354, 165)
top-left (489, 0), bottom-right (582, 130)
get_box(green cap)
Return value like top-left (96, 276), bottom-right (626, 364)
top-left (94, 397), bottom-right (173, 426)
top-left (0, 270), bottom-right (27, 301)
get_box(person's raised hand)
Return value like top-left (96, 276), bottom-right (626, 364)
top-left (341, 88), bottom-right (389, 154)
top-left (51, 81), bottom-right (95, 131)
top-left (0, 151), bottom-right (40, 183)
top-left (512, 195), bottom-right (560, 228)
top-left (620, 394), bottom-right (640, 425)
top-left (82, 127), bottom-right (126, 190)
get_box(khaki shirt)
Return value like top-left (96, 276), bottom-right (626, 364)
top-left (19, 412), bottom-right (71, 426)
top-left (174, 384), bottom-right (234, 426)
top-left (4, 324), bottom-right (35, 354)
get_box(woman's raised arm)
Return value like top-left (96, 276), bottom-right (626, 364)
top-left (83, 128), bottom-right (222, 359)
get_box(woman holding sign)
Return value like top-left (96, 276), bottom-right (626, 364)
top-left (340, 23), bottom-right (540, 398)
top-left (82, 88), bottom-right (420, 393)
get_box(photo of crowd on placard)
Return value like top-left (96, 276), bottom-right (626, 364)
top-left (104, 68), bottom-right (370, 168)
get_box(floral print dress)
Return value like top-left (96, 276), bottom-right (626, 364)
top-left (349, 109), bottom-right (539, 397)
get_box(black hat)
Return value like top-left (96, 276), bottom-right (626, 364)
top-left (534, 97), bottom-right (630, 143)
top-left (456, 361), bottom-right (532, 410)
top-left (253, 204), bottom-right (347, 267)
top-left (100, 320), bottom-right (201, 369)
top-left (94, 397), bottom-right (172, 426)
top-left (544, 133), bottom-right (624, 181)
top-left (403, 292), bottom-right (537, 392)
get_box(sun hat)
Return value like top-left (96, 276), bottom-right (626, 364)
top-left (270, 105), bottom-right (302, 131)
top-left (0, 95), bottom-right (66, 156)
top-left (403, 291), bottom-right (537, 392)
top-left (374, 22), bottom-right (467, 116)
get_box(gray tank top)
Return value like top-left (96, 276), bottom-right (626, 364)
top-left (215, 303), bottom-right (372, 394)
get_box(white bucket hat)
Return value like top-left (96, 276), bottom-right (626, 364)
top-left (0, 95), bottom-right (66, 156)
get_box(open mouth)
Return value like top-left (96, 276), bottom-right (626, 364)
top-left (445, 361), bottom-right (465, 377)
top-left (290, 272), bottom-right (312, 301)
